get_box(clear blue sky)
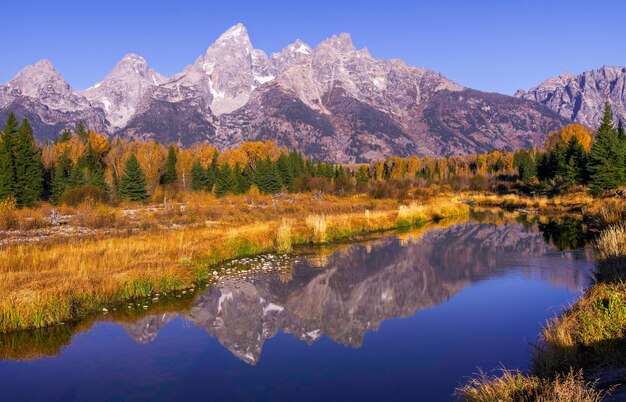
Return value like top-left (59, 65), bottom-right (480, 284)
top-left (2, 0), bottom-right (624, 94)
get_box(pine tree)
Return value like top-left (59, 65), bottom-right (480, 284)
top-left (191, 161), bottom-right (207, 192)
top-left (550, 143), bottom-right (576, 188)
top-left (588, 103), bottom-right (626, 194)
top-left (57, 129), bottom-right (72, 143)
top-left (276, 154), bottom-right (294, 192)
top-left (566, 137), bottom-right (588, 184)
top-left (232, 162), bottom-right (250, 194)
top-left (162, 145), bottom-right (178, 185)
top-left (356, 165), bottom-right (370, 187)
top-left (513, 149), bottom-right (536, 183)
top-left (70, 143), bottom-right (108, 190)
top-left (215, 163), bottom-right (236, 197)
top-left (0, 113), bottom-right (18, 199)
top-left (14, 118), bottom-right (44, 207)
top-left (50, 152), bottom-right (73, 204)
top-left (254, 157), bottom-right (281, 194)
top-left (118, 154), bottom-right (149, 201)
top-left (205, 153), bottom-right (219, 192)
top-left (619, 120), bottom-right (626, 168)
top-left (288, 149), bottom-right (305, 177)
top-left (75, 121), bottom-right (88, 142)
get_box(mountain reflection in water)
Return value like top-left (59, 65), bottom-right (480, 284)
top-left (118, 222), bottom-right (590, 365)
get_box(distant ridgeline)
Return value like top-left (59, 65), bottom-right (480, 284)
top-left (0, 102), bottom-right (625, 208)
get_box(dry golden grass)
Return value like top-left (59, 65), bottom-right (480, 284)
top-left (531, 221), bottom-right (626, 382)
top-left (457, 368), bottom-right (606, 402)
top-left (0, 193), bottom-right (469, 332)
top-left (396, 196), bottom-right (469, 228)
top-left (583, 199), bottom-right (626, 230)
top-left (276, 219), bottom-right (293, 253)
top-left (533, 281), bottom-right (626, 376)
top-left (305, 215), bottom-right (328, 243)
top-left (468, 192), bottom-right (594, 213)
top-left (593, 223), bottom-right (626, 282)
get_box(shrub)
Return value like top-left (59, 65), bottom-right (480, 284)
top-left (0, 198), bottom-right (17, 230)
top-left (469, 174), bottom-right (489, 191)
top-left (457, 368), bottom-right (605, 402)
top-left (60, 185), bottom-right (108, 207)
top-left (586, 200), bottom-right (626, 230)
top-left (74, 203), bottom-right (119, 228)
top-left (593, 223), bottom-right (626, 282)
top-left (306, 214), bottom-right (327, 243)
top-left (276, 219), bottom-right (293, 253)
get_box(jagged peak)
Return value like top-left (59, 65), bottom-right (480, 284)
top-left (214, 23), bottom-right (250, 44)
top-left (31, 58), bottom-right (55, 69)
top-left (16, 59), bottom-right (61, 78)
top-left (120, 53), bottom-right (146, 63)
top-left (317, 32), bottom-right (356, 53)
top-left (357, 47), bottom-right (371, 58)
top-left (83, 53), bottom-right (165, 92)
top-left (286, 39), bottom-right (312, 55)
top-left (9, 59), bottom-right (70, 91)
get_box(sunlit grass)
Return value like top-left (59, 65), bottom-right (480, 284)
top-left (457, 368), bottom-right (606, 402)
top-left (468, 192), bottom-right (594, 212)
top-left (0, 193), bottom-right (469, 332)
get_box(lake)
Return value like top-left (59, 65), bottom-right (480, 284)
top-left (0, 219), bottom-right (592, 401)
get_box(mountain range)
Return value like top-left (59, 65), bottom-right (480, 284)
top-left (0, 23), bottom-right (623, 162)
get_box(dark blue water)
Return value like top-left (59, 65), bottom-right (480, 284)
top-left (0, 222), bottom-right (592, 401)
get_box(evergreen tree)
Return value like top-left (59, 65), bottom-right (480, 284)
top-left (0, 113), bottom-right (18, 199)
top-left (551, 143), bottom-right (576, 188)
top-left (56, 129), bottom-right (72, 143)
top-left (70, 143), bottom-right (108, 190)
top-left (513, 149), bottom-right (536, 183)
top-left (619, 120), bottom-right (626, 168)
top-left (588, 103), bottom-right (626, 194)
top-left (118, 154), bottom-right (149, 201)
top-left (232, 162), bottom-right (250, 194)
top-left (191, 162), bottom-right (207, 192)
top-left (535, 152), bottom-right (550, 182)
top-left (50, 152), bottom-right (73, 204)
top-left (75, 121), bottom-right (88, 142)
top-left (205, 153), bottom-right (219, 192)
top-left (276, 154), bottom-right (294, 192)
top-left (566, 137), bottom-right (588, 184)
top-left (14, 118), bottom-right (44, 207)
top-left (254, 157), bottom-right (281, 194)
top-left (215, 163), bottom-right (236, 197)
top-left (162, 145), bottom-right (178, 185)
top-left (288, 150), bottom-right (305, 177)
top-left (356, 165), bottom-right (370, 187)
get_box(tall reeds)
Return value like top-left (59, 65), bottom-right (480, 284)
top-left (457, 368), bottom-right (605, 402)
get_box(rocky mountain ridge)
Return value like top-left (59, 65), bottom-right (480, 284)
top-left (1, 23), bottom-right (573, 161)
top-left (514, 65), bottom-right (626, 128)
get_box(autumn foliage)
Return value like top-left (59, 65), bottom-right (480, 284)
top-left (544, 123), bottom-right (592, 152)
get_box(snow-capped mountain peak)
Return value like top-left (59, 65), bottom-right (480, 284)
top-left (81, 53), bottom-right (166, 129)
top-left (0, 28), bottom-right (573, 162)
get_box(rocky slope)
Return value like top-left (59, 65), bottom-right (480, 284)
top-left (515, 66), bottom-right (626, 128)
top-left (0, 24), bottom-right (572, 161)
top-left (81, 54), bottom-right (166, 130)
top-left (0, 59), bottom-right (108, 141)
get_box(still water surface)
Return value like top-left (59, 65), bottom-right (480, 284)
top-left (0, 221), bottom-right (592, 401)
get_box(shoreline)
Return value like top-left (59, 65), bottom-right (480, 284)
top-left (458, 198), bottom-right (626, 401)
top-left (0, 194), bottom-right (471, 333)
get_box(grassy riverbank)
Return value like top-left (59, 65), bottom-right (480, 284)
top-left (458, 199), bottom-right (626, 401)
top-left (0, 193), bottom-right (470, 332)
